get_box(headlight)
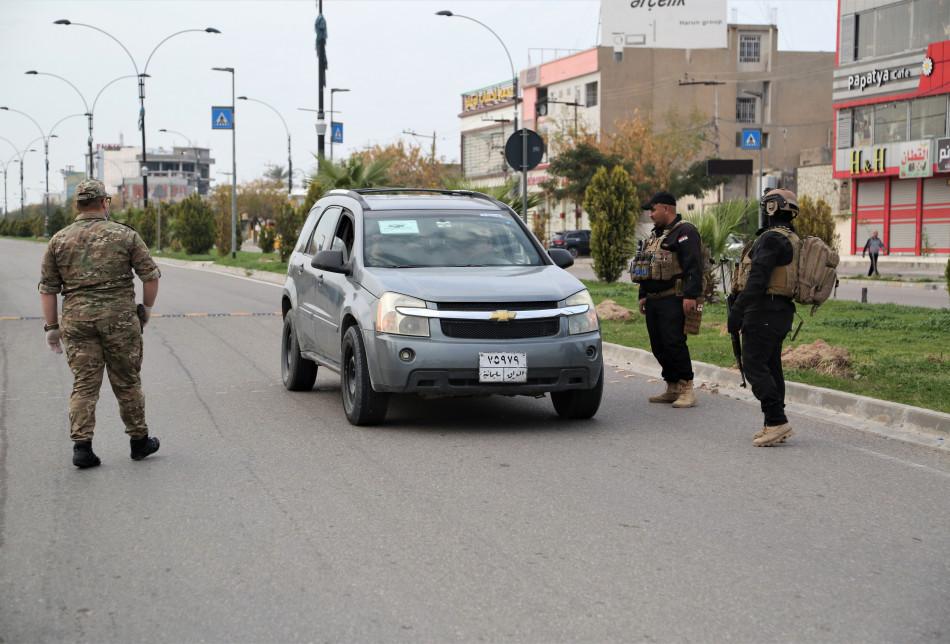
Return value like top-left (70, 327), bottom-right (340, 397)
top-left (566, 290), bottom-right (599, 335)
top-left (377, 292), bottom-right (430, 337)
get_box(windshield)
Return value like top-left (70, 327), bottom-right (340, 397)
top-left (363, 210), bottom-right (546, 267)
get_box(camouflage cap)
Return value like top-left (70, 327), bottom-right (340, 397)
top-left (76, 179), bottom-right (108, 200)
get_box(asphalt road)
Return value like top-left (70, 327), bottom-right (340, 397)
top-left (2, 238), bottom-right (949, 642)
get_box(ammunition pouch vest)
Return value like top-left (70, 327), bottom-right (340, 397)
top-left (732, 227), bottom-right (800, 298)
top-left (630, 221), bottom-right (685, 285)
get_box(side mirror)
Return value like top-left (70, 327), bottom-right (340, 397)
top-left (311, 249), bottom-right (350, 274)
top-left (548, 248), bottom-right (574, 269)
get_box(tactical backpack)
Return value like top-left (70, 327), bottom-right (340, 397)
top-left (733, 229), bottom-right (839, 316)
top-left (795, 235), bottom-right (839, 315)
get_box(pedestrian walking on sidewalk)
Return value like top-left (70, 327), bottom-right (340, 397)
top-left (631, 190), bottom-right (704, 408)
top-left (862, 230), bottom-right (887, 277)
top-left (39, 179), bottom-right (162, 468)
top-left (728, 188), bottom-right (800, 447)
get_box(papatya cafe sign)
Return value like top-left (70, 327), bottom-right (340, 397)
top-left (462, 81), bottom-right (516, 112)
top-left (847, 66), bottom-right (913, 91)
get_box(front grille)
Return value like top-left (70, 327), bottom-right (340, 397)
top-left (437, 301), bottom-right (557, 312)
top-left (440, 318), bottom-right (560, 339)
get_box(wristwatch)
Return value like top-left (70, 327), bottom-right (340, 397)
top-left (44, 322), bottom-right (60, 332)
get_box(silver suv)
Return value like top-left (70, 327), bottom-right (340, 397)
top-left (281, 189), bottom-right (603, 425)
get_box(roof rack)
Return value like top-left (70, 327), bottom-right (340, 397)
top-left (324, 187), bottom-right (511, 212)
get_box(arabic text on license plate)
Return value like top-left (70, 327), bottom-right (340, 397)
top-left (478, 352), bottom-right (527, 383)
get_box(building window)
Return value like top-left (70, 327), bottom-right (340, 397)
top-left (853, 105), bottom-right (873, 146)
top-left (736, 97), bottom-right (756, 123)
top-left (913, 0), bottom-right (950, 49)
top-left (875, 2), bottom-right (912, 57)
top-left (739, 34), bottom-right (760, 63)
top-left (911, 95), bottom-right (948, 140)
top-left (874, 102), bottom-right (908, 144)
top-left (585, 81), bottom-right (598, 108)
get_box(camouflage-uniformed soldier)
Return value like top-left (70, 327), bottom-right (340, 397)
top-left (39, 179), bottom-right (162, 468)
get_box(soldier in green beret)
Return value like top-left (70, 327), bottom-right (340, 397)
top-left (39, 179), bottom-right (162, 468)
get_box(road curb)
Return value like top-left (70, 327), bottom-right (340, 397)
top-left (602, 342), bottom-right (950, 452)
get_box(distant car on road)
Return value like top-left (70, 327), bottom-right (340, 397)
top-left (549, 229), bottom-right (591, 257)
top-left (281, 189), bottom-right (604, 426)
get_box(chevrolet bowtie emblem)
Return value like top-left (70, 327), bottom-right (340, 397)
top-left (489, 310), bottom-right (517, 322)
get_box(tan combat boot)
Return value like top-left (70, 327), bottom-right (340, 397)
top-left (754, 425), bottom-right (791, 443)
top-left (648, 381), bottom-right (680, 403)
top-left (671, 379), bottom-right (697, 408)
top-left (754, 423), bottom-right (795, 446)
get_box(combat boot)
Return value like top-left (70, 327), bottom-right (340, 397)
top-left (755, 425), bottom-right (791, 443)
top-left (73, 441), bottom-right (101, 469)
top-left (130, 435), bottom-right (160, 461)
top-left (671, 379), bottom-right (697, 408)
top-left (648, 381), bottom-right (680, 403)
top-left (754, 423), bottom-right (794, 447)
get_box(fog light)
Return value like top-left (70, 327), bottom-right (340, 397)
top-left (586, 346), bottom-right (598, 359)
top-left (399, 348), bottom-right (414, 362)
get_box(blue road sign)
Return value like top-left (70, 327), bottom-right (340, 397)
top-left (212, 106), bottom-right (233, 130)
top-left (741, 129), bottom-right (761, 150)
top-left (331, 122), bottom-right (343, 144)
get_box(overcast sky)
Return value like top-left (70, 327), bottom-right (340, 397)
top-left (1, 0), bottom-right (837, 207)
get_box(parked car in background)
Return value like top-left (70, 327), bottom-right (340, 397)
top-left (549, 229), bottom-right (591, 257)
top-left (281, 189), bottom-right (604, 426)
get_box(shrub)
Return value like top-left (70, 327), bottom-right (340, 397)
top-left (275, 202), bottom-right (300, 263)
top-left (796, 194), bottom-right (839, 250)
top-left (584, 165), bottom-right (637, 283)
top-left (176, 193), bottom-right (216, 254)
top-left (258, 224), bottom-right (276, 254)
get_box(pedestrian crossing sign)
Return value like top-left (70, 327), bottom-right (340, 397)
top-left (742, 129), bottom-right (761, 150)
top-left (331, 122), bottom-right (343, 144)
top-left (212, 106), bottom-right (233, 130)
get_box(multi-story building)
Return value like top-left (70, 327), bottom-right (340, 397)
top-left (459, 21), bottom-right (835, 238)
top-left (98, 143), bottom-right (214, 207)
top-left (834, 0), bottom-right (950, 256)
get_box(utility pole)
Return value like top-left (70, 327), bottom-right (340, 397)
top-left (677, 76), bottom-right (725, 157)
top-left (403, 130), bottom-right (437, 161)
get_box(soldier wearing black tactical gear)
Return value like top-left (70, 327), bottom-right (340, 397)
top-left (633, 190), bottom-right (704, 408)
top-left (728, 188), bottom-right (799, 447)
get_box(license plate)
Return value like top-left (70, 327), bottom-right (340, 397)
top-left (478, 352), bottom-right (527, 383)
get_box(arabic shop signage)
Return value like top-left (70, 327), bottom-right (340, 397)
top-left (847, 66), bottom-right (913, 91)
top-left (899, 140), bottom-right (932, 178)
top-left (937, 138), bottom-right (950, 173)
top-left (462, 80), bottom-right (516, 112)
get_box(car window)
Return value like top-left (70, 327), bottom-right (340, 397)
top-left (330, 210), bottom-right (355, 262)
top-left (305, 206), bottom-right (342, 255)
top-left (363, 210), bottom-right (544, 267)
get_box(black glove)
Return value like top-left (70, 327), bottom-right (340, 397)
top-left (727, 310), bottom-right (742, 335)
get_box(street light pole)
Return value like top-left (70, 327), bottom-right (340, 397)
top-left (54, 20), bottom-right (220, 208)
top-left (0, 107), bottom-right (82, 233)
top-left (213, 67), bottom-right (237, 259)
top-left (437, 10), bottom-right (526, 221)
top-left (329, 88), bottom-right (350, 162)
top-left (237, 96), bottom-right (292, 193)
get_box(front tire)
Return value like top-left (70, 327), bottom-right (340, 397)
top-left (282, 313), bottom-right (317, 391)
top-left (341, 326), bottom-right (389, 425)
top-left (551, 365), bottom-right (603, 419)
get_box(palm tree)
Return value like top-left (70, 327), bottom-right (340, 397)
top-left (263, 164), bottom-right (289, 186)
top-left (314, 156), bottom-right (393, 191)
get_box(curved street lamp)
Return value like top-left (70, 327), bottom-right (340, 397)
top-left (25, 71), bottom-right (135, 179)
top-left (436, 10), bottom-right (527, 220)
top-left (54, 20), bottom-right (220, 208)
top-left (238, 96), bottom-right (292, 193)
top-left (0, 107), bottom-right (83, 232)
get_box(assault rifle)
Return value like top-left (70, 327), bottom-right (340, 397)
top-left (720, 259), bottom-right (746, 388)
